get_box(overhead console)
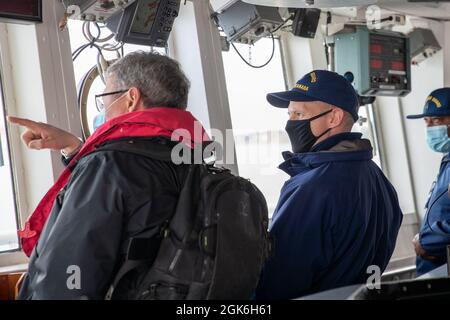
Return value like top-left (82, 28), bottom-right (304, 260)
top-left (62, 0), bottom-right (180, 47)
top-left (334, 27), bottom-right (411, 97)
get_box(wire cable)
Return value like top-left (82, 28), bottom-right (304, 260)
top-left (231, 33), bottom-right (276, 69)
top-left (229, 13), bottom-right (293, 69)
top-left (271, 14), bottom-right (294, 34)
top-left (72, 22), bottom-right (104, 61)
top-left (83, 22), bottom-right (115, 43)
top-left (72, 42), bottom-right (104, 61)
top-left (72, 21), bottom-right (126, 62)
top-left (101, 41), bottom-right (125, 52)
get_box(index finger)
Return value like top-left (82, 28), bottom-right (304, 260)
top-left (7, 116), bottom-right (41, 131)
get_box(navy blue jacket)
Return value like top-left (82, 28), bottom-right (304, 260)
top-left (417, 154), bottom-right (450, 275)
top-left (255, 133), bottom-right (403, 299)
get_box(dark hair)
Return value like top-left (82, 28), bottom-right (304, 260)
top-left (107, 51), bottom-right (190, 109)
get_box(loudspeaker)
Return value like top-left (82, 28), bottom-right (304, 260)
top-left (290, 8), bottom-right (321, 39)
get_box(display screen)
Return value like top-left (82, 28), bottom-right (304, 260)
top-left (0, 0), bottom-right (41, 21)
top-left (370, 44), bottom-right (382, 54)
top-left (130, 0), bottom-right (160, 35)
top-left (370, 59), bottom-right (383, 69)
top-left (391, 61), bottom-right (405, 71)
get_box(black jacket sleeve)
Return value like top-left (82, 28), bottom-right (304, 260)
top-left (24, 153), bottom-right (130, 300)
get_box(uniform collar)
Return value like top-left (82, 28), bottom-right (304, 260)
top-left (279, 137), bottom-right (373, 177)
top-left (311, 132), bottom-right (363, 152)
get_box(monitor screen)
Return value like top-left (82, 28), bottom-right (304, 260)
top-left (0, 0), bottom-right (41, 22)
top-left (130, 0), bottom-right (160, 35)
top-left (106, 0), bottom-right (179, 47)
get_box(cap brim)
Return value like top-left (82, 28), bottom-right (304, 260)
top-left (406, 114), bottom-right (426, 119)
top-left (267, 91), bottom-right (316, 108)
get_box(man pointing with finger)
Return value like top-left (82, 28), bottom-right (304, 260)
top-left (10, 52), bottom-right (211, 300)
top-left (7, 116), bottom-right (83, 161)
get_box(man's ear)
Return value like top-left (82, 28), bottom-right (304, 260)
top-left (329, 108), bottom-right (344, 128)
top-left (127, 87), bottom-right (143, 112)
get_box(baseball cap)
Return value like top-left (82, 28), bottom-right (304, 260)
top-left (267, 70), bottom-right (360, 121)
top-left (407, 88), bottom-right (450, 119)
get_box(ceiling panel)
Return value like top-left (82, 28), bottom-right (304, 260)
top-left (242, 0), bottom-right (377, 8)
top-left (378, 0), bottom-right (450, 20)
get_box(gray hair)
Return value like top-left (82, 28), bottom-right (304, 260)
top-left (106, 51), bottom-right (190, 109)
top-left (342, 111), bottom-right (356, 131)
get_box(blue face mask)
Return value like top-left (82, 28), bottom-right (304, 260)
top-left (427, 125), bottom-right (450, 153)
top-left (92, 91), bottom-right (128, 132)
top-left (93, 110), bottom-right (106, 131)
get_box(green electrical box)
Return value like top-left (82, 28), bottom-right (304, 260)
top-left (334, 27), bottom-right (411, 97)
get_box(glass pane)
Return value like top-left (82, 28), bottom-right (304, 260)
top-left (0, 79), bottom-right (19, 252)
top-left (222, 37), bottom-right (290, 217)
top-left (353, 104), bottom-right (382, 168)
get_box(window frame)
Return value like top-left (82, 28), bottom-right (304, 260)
top-left (0, 23), bottom-right (29, 264)
top-left (0, 67), bottom-right (20, 254)
top-left (355, 103), bottom-right (384, 169)
top-left (0, 1), bottom-right (81, 267)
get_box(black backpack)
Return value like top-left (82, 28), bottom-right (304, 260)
top-left (102, 139), bottom-right (271, 300)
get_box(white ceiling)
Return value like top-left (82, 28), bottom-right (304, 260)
top-left (238, 0), bottom-right (450, 20)
top-left (378, 0), bottom-right (450, 20)
top-left (242, 0), bottom-right (377, 8)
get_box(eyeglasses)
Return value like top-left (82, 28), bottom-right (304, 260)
top-left (95, 89), bottom-right (128, 112)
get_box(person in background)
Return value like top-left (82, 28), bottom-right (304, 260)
top-left (255, 70), bottom-right (403, 299)
top-left (407, 88), bottom-right (450, 276)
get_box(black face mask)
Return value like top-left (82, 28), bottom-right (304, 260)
top-left (285, 109), bottom-right (333, 153)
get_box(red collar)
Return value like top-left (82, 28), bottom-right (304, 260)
top-left (19, 107), bottom-right (210, 257)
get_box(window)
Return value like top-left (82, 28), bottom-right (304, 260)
top-left (353, 104), bottom-right (382, 168)
top-left (0, 79), bottom-right (19, 253)
top-left (222, 37), bottom-right (289, 216)
top-left (67, 20), bottom-right (165, 136)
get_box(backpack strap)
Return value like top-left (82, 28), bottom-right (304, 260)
top-left (105, 234), bottom-right (165, 300)
top-left (94, 137), bottom-right (177, 162)
top-left (92, 137), bottom-right (216, 164)
top-left (97, 137), bottom-right (216, 299)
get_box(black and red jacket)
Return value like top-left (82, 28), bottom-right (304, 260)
top-left (18, 107), bottom-right (210, 299)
